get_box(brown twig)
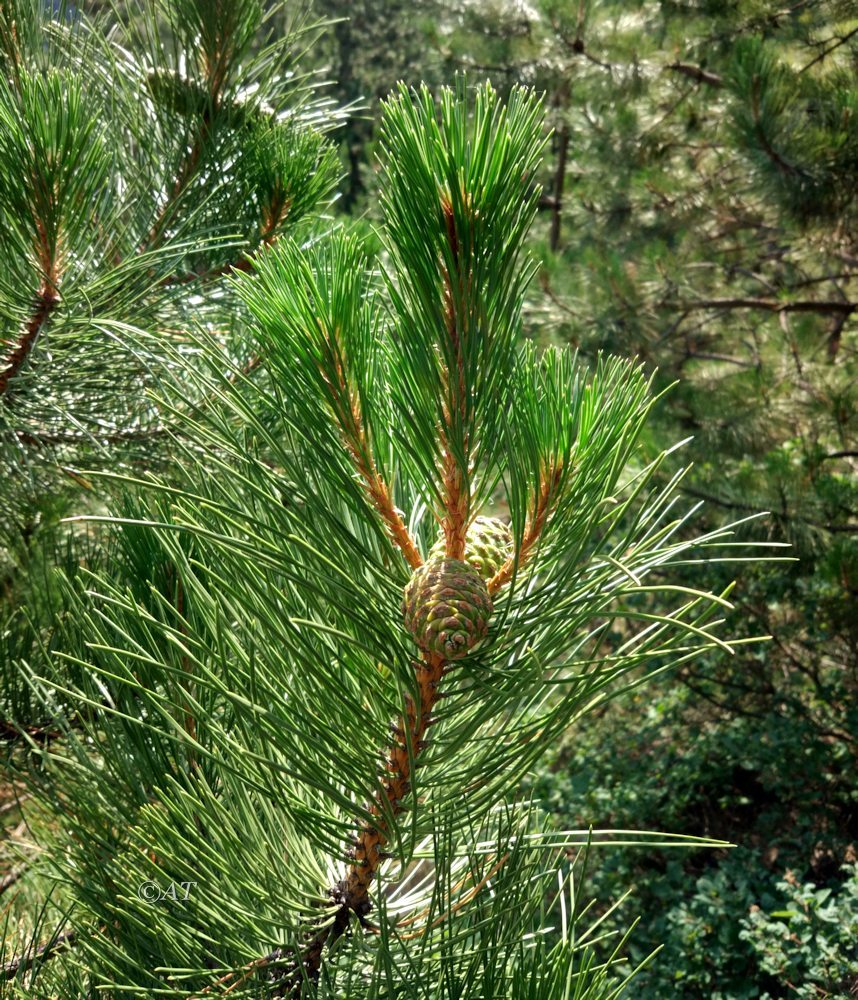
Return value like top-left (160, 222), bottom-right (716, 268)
top-left (354, 446), bottom-right (423, 570)
top-left (201, 651), bottom-right (449, 998)
top-left (0, 288), bottom-right (57, 398)
top-left (2, 929), bottom-right (76, 981)
top-left (489, 462), bottom-right (563, 596)
top-left (674, 297), bottom-right (855, 316)
top-left (314, 309), bottom-right (422, 569)
top-left (799, 25), bottom-right (858, 74)
top-left (2, 218), bottom-right (60, 398)
top-left (0, 867), bottom-right (26, 896)
top-left (142, 27), bottom-right (237, 254)
top-left (144, 124), bottom-right (209, 252)
top-left (749, 76), bottom-right (804, 179)
top-left (665, 62), bottom-right (723, 88)
top-left (439, 195), bottom-right (470, 562)
top-left (332, 366), bottom-right (422, 570)
top-left (0, 720), bottom-right (62, 743)
top-left (284, 650), bottom-right (447, 995)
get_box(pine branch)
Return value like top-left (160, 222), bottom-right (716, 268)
top-left (143, 118), bottom-right (210, 252)
top-left (327, 338), bottom-right (421, 568)
top-left (159, 193), bottom-right (294, 286)
top-left (322, 321), bottom-right (422, 570)
top-left (141, 39), bottom-right (231, 253)
top-left (351, 446), bottom-right (423, 570)
top-left (0, 284), bottom-right (58, 397)
top-left (675, 297), bottom-right (855, 315)
top-left (749, 74), bottom-right (804, 180)
top-left (682, 485), bottom-right (857, 534)
top-left (10, 427), bottom-right (170, 448)
top-left (799, 24), bottom-right (858, 74)
top-left (439, 195), bottom-right (470, 562)
top-left (665, 62), bottom-right (723, 87)
top-left (284, 652), bottom-right (449, 995)
top-left (1, 220), bottom-right (60, 397)
top-left (0, 719), bottom-right (61, 743)
top-left (206, 650), bottom-right (450, 997)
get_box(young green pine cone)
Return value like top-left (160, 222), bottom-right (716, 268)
top-left (402, 558), bottom-right (493, 659)
top-left (428, 516), bottom-right (513, 581)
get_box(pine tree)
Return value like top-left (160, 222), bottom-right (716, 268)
top-left (306, 0), bottom-right (443, 211)
top-left (3, 79), bottom-right (768, 998)
top-left (0, 0), bottom-right (340, 728)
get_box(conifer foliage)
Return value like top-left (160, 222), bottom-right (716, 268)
top-left (4, 79), bottom-right (767, 997)
top-left (0, 0), bottom-right (339, 724)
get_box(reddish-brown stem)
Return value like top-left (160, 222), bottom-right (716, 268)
top-left (0, 285), bottom-right (57, 397)
top-left (283, 650), bottom-right (447, 995)
top-left (202, 651), bottom-right (448, 997)
top-left (343, 650), bottom-right (445, 904)
top-left (206, 199), bottom-right (480, 996)
top-left (488, 462), bottom-right (563, 595)
top-left (320, 331), bottom-right (422, 570)
top-left (2, 220), bottom-right (60, 398)
top-left (353, 447), bottom-right (423, 570)
top-left (440, 435), bottom-right (468, 562)
top-left (439, 197), bottom-right (470, 561)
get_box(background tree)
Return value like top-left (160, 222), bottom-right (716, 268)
top-left (1, 80), bottom-right (764, 998)
top-left (307, 0), bottom-right (444, 212)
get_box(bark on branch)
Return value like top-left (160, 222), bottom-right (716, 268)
top-left (203, 651), bottom-right (449, 998)
top-left (439, 196), bottom-right (470, 561)
top-left (665, 62), bottom-right (723, 87)
top-left (0, 284), bottom-right (58, 398)
top-left (675, 297), bottom-right (855, 315)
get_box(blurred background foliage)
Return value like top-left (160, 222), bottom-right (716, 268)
top-left (1, 0), bottom-right (856, 996)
